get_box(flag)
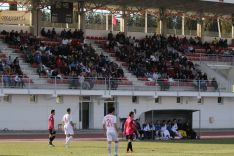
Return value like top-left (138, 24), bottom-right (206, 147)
top-left (112, 15), bottom-right (116, 26)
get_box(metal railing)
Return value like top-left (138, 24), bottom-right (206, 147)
top-left (186, 53), bottom-right (234, 65)
top-left (0, 75), bottom-right (231, 92)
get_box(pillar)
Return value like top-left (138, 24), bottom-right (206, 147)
top-left (232, 25), bottom-right (234, 39)
top-left (182, 15), bottom-right (185, 36)
top-left (232, 14), bottom-right (234, 39)
top-left (159, 8), bottom-right (167, 35)
top-left (122, 9), bottom-right (127, 35)
top-left (145, 10), bottom-right (148, 33)
top-left (197, 22), bottom-right (201, 37)
top-left (31, 0), bottom-right (42, 36)
top-left (78, 0), bottom-right (85, 31)
top-left (217, 17), bottom-right (221, 38)
top-left (106, 14), bottom-right (109, 31)
top-left (197, 19), bottom-right (204, 38)
top-left (120, 17), bottom-right (123, 32)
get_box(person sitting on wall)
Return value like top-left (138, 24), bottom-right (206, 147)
top-left (211, 78), bottom-right (218, 91)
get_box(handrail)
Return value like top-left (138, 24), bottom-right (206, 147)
top-left (0, 75), bottom-right (231, 92)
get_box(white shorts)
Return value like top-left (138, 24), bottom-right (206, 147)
top-left (64, 125), bottom-right (74, 135)
top-left (106, 131), bottom-right (118, 142)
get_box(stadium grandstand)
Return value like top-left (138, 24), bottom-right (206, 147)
top-left (0, 0), bottom-right (234, 137)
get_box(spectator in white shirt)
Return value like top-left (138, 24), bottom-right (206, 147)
top-left (171, 119), bottom-right (182, 139)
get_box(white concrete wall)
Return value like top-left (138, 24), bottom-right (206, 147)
top-left (117, 96), bottom-right (234, 129)
top-left (0, 95), bottom-right (79, 130)
top-left (0, 94), bottom-right (234, 130)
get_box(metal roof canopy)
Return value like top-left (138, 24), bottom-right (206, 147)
top-left (2, 0), bottom-right (234, 15)
top-left (66, 0), bottom-right (234, 15)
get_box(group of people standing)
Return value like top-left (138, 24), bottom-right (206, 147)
top-left (102, 108), bottom-right (138, 156)
top-left (48, 108), bottom-right (196, 156)
top-left (48, 108), bottom-right (74, 147)
top-left (48, 107), bottom-right (138, 156)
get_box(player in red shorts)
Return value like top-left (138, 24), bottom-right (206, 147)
top-left (48, 109), bottom-right (56, 147)
top-left (124, 111), bottom-right (138, 153)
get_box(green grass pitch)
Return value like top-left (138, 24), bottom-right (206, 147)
top-left (0, 139), bottom-right (234, 156)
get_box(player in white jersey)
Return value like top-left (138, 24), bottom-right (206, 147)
top-left (102, 107), bottom-right (119, 156)
top-left (62, 108), bottom-right (74, 147)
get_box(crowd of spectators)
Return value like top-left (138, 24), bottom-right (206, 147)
top-left (1, 29), bottom-right (125, 90)
top-left (40, 28), bottom-right (84, 41)
top-left (134, 119), bottom-right (197, 140)
top-left (0, 29), bottom-right (222, 90)
top-left (0, 30), bottom-right (27, 88)
top-left (170, 36), bottom-right (234, 55)
top-left (106, 31), bottom-right (218, 91)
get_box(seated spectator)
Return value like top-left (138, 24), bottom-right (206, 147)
top-left (142, 120), bottom-right (151, 140)
top-left (14, 74), bottom-right (25, 88)
top-left (166, 120), bottom-right (174, 138)
top-left (51, 28), bottom-right (57, 39)
top-left (37, 64), bottom-right (49, 76)
top-left (40, 28), bottom-right (46, 37)
top-left (171, 119), bottom-right (182, 139)
top-left (154, 120), bottom-right (162, 139)
top-left (3, 72), bottom-right (11, 87)
top-left (182, 121), bottom-right (197, 139)
top-left (160, 120), bottom-right (171, 140)
top-left (135, 119), bottom-right (144, 140)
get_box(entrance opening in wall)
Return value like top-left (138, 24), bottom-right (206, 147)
top-left (104, 97), bottom-right (117, 116)
top-left (79, 102), bottom-right (90, 129)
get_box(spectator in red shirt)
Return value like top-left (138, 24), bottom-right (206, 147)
top-left (124, 111), bottom-right (138, 153)
top-left (48, 109), bottom-right (56, 147)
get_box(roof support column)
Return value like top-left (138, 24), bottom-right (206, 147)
top-left (159, 8), bottom-right (167, 36)
top-left (182, 15), bottom-right (185, 36)
top-left (232, 14), bottom-right (234, 39)
top-left (217, 17), bottom-right (222, 38)
top-left (106, 14), bottom-right (109, 31)
top-left (145, 10), bottom-right (148, 33)
top-left (78, 0), bottom-right (85, 32)
top-left (122, 8), bottom-right (127, 36)
top-left (31, 0), bottom-right (42, 36)
top-left (197, 19), bottom-right (204, 40)
top-left (232, 25), bottom-right (234, 39)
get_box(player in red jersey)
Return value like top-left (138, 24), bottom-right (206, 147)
top-left (48, 109), bottom-right (56, 147)
top-left (124, 111), bottom-right (138, 153)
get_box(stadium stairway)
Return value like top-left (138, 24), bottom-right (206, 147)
top-left (0, 40), bottom-right (49, 88)
top-left (85, 39), bottom-right (146, 87)
top-left (196, 61), bottom-right (231, 91)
